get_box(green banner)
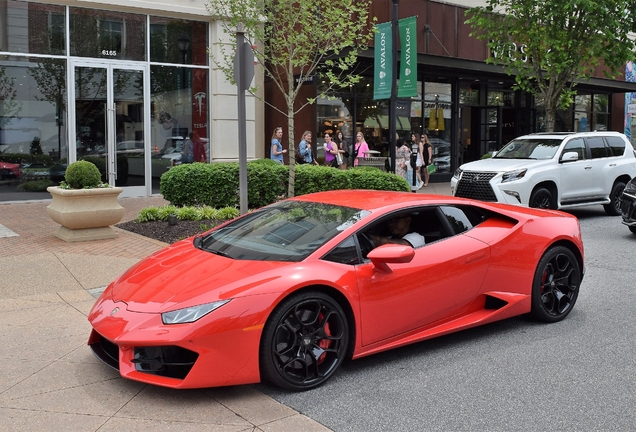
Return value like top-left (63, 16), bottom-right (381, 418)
top-left (398, 16), bottom-right (417, 98)
top-left (373, 22), bottom-right (392, 100)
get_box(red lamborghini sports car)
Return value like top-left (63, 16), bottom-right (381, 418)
top-left (88, 190), bottom-right (584, 391)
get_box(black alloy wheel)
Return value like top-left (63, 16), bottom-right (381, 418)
top-left (529, 187), bottom-right (556, 210)
top-left (603, 181), bottom-right (626, 216)
top-left (530, 246), bottom-right (581, 323)
top-left (260, 291), bottom-right (349, 391)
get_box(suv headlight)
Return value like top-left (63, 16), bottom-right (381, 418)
top-left (162, 300), bottom-right (230, 324)
top-left (453, 168), bottom-right (463, 180)
top-left (501, 168), bottom-right (527, 183)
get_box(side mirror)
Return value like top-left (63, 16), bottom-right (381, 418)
top-left (367, 244), bottom-right (415, 273)
top-left (561, 151), bottom-right (579, 163)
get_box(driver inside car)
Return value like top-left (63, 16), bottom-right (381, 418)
top-left (368, 214), bottom-right (425, 248)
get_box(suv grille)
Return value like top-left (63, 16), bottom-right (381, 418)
top-left (456, 172), bottom-right (497, 201)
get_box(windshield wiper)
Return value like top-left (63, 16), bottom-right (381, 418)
top-left (207, 248), bottom-right (232, 258)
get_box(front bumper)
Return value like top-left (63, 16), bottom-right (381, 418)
top-left (87, 297), bottom-right (268, 389)
top-left (451, 172), bottom-right (531, 206)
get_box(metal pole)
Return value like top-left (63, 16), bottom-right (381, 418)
top-left (389, 0), bottom-right (399, 174)
top-left (236, 26), bottom-right (248, 214)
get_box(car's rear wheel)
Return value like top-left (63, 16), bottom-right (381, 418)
top-left (603, 181), bottom-right (626, 216)
top-left (260, 291), bottom-right (349, 391)
top-left (529, 187), bottom-right (556, 209)
top-left (530, 246), bottom-right (581, 323)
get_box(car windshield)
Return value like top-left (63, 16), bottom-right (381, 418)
top-left (494, 138), bottom-right (563, 160)
top-left (196, 201), bottom-right (371, 262)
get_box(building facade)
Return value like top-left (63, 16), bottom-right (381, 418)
top-left (266, 0), bottom-right (636, 181)
top-left (0, 0), bottom-right (264, 202)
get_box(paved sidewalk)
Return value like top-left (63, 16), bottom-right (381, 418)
top-left (0, 185), bottom-right (451, 432)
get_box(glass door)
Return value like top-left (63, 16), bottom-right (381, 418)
top-left (69, 61), bottom-right (149, 197)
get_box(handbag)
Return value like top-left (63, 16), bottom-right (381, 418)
top-left (295, 149), bottom-right (305, 164)
top-left (336, 152), bottom-right (343, 166)
top-left (427, 164), bottom-right (436, 174)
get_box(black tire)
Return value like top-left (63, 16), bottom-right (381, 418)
top-left (260, 291), bottom-right (349, 391)
top-left (530, 246), bottom-right (581, 323)
top-left (529, 187), bottom-right (556, 209)
top-left (603, 181), bottom-right (626, 216)
top-left (629, 226), bottom-right (636, 235)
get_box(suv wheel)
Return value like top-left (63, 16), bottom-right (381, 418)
top-left (603, 181), bottom-right (625, 216)
top-left (529, 187), bottom-right (556, 210)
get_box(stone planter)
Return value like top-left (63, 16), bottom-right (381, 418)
top-left (46, 186), bottom-right (125, 242)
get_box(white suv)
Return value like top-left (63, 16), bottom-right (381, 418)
top-left (450, 132), bottom-right (636, 215)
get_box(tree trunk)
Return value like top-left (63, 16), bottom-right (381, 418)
top-left (287, 108), bottom-right (296, 198)
top-left (544, 107), bottom-right (556, 133)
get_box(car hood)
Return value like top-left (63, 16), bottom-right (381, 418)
top-left (461, 158), bottom-right (549, 173)
top-left (108, 240), bottom-right (296, 313)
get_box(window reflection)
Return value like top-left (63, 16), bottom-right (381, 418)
top-left (0, 56), bottom-right (67, 197)
top-left (0, 1), bottom-right (66, 55)
top-left (69, 7), bottom-right (146, 61)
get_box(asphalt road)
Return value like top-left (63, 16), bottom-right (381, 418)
top-left (259, 206), bottom-right (636, 431)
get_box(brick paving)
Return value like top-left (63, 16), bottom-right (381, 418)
top-left (0, 196), bottom-right (169, 258)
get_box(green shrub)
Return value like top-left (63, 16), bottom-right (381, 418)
top-left (62, 160), bottom-right (103, 189)
top-left (348, 167), bottom-right (410, 192)
top-left (137, 207), bottom-right (163, 222)
top-left (160, 160), bottom-right (410, 209)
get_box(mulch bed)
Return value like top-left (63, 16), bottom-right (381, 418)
top-left (116, 219), bottom-right (219, 244)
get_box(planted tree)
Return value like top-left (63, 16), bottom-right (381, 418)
top-left (466, 0), bottom-right (636, 131)
top-left (206, 0), bottom-right (376, 197)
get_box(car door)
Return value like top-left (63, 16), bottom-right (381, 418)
top-left (585, 136), bottom-right (612, 198)
top-left (558, 137), bottom-right (594, 203)
top-left (355, 207), bottom-right (491, 346)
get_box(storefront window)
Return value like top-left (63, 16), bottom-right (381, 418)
top-left (0, 1), bottom-right (66, 56)
top-left (574, 95), bottom-right (591, 132)
top-left (593, 94), bottom-right (609, 131)
top-left (150, 65), bottom-right (208, 193)
top-left (316, 96), bottom-right (353, 160)
top-left (459, 85), bottom-right (480, 105)
top-left (0, 55), bottom-right (68, 198)
top-left (424, 82), bottom-right (451, 172)
top-left (149, 17), bottom-right (208, 66)
top-left (69, 7), bottom-right (146, 61)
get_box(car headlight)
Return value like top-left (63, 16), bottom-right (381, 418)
top-left (453, 168), bottom-right (463, 180)
top-left (162, 300), bottom-right (230, 324)
top-left (501, 168), bottom-right (527, 183)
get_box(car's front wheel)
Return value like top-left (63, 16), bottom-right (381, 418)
top-left (529, 187), bottom-right (556, 209)
top-left (629, 226), bottom-right (636, 235)
top-left (530, 246), bottom-right (581, 323)
top-left (260, 291), bottom-right (349, 391)
top-left (603, 181), bottom-right (626, 216)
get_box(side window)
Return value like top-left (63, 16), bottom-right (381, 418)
top-left (562, 138), bottom-right (586, 160)
top-left (439, 205), bottom-right (488, 235)
top-left (587, 137), bottom-right (609, 159)
top-left (606, 137), bottom-right (626, 157)
top-left (323, 235), bottom-right (360, 265)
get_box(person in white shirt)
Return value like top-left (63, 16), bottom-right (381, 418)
top-left (369, 214), bottom-right (425, 248)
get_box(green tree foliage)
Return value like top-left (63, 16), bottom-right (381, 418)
top-left (206, 0), bottom-right (376, 196)
top-left (466, 0), bottom-right (636, 131)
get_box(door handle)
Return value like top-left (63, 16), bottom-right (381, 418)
top-left (584, 165), bottom-right (592, 169)
top-left (465, 252), bottom-right (486, 264)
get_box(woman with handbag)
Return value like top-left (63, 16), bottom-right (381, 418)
top-left (323, 133), bottom-right (340, 168)
top-left (335, 131), bottom-right (349, 169)
top-left (353, 132), bottom-right (370, 167)
top-left (420, 134), bottom-right (433, 187)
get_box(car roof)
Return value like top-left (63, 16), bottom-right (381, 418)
top-left (290, 190), bottom-right (468, 212)
top-left (516, 131), bottom-right (627, 139)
